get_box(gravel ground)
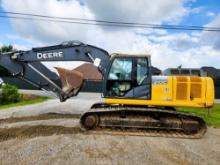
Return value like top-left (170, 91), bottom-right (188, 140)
top-left (0, 92), bottom-right (220, 165)
top-left (0, 122), bottom-right (220, 165)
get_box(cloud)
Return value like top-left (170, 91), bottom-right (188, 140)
top-left (190, 6), bottom-right (204, 14)
top-left (1, 0), bottom-right (220, 70)
top-left (85, 0), bottom-right (188, 24)
top-left (1, 0), bottom-right (96, 44)
top-left (1, 0), bottom-right (189, 44)
top-left (2, 0), bottom-right (186, 51)
top-left (206, 11), bottom-right (215, 17)
top-left (148, 33), bottom-right (199, 50)
top-left (200, 14), bottom-right (220, 50)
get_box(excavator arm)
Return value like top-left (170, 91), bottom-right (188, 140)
top-left (0, 41), bottom-right (110, 101)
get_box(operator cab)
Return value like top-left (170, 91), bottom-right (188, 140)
top-left (103, 54), bottom-right (151, 99)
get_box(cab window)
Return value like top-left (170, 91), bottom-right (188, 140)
top-left (136, 58), bottom-right (148, 85)
top-left (106, 58), bottom-right (133, 97)
top-left (108, 58), bottom-right (132, 81)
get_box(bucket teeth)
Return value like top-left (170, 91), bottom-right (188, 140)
top-left (55, 67), bottom-right (83, 95)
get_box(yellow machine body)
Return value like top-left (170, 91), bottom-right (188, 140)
top-left (104, 76), bottom-right (214, 108)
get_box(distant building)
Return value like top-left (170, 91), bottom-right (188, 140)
top-left (200, 67), bottom-right (220, 78)
top-left (150, 66), bottom-right (161, 75)
top-left (201, 67), bottom-right (220, 99)
top-left (74, 63), bottom-right (103, 92)
top-left (163, 68), bottom-right (202, 76)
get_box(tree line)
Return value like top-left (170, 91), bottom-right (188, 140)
top-left (0, 45), bottom-right (14, 77)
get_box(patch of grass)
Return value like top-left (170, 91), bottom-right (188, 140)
top-left (0, 96), bottom-right (51, 110)
top-left (177, 104), bottom-right (220, 128)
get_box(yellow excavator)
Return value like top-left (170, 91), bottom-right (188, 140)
top-left (0, 41), bottom-right (214, 138)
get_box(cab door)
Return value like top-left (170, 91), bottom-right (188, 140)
top-left (104, 55), bottom-right (151, 99)
top-left (133, 57), bottom-right (151, 99)
top-left (105, 57), bottom-right (133, 98)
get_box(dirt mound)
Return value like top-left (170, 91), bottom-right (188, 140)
top-left (0, 113), bottom-right (82, 142)
top-left (0, 125), bottom-right (82, 142)
top-left (0, 113), bottom-right (80, 124)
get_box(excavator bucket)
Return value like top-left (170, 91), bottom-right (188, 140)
top-left (55, 67), bottom-right (83, 96)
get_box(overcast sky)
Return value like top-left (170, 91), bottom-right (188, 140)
top-left (0, 0), bottom-right (220, 70)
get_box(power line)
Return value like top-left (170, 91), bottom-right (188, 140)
top-left (3, 15), bottom-right (219, 32)
top-left (1, 11), bottom-right (220, 32)
top-left (2, 11), bottom-right (220, 30)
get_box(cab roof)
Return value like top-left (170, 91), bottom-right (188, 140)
top-left (110, 53), bottom-right (151, 58)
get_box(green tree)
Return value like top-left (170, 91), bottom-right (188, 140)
top-left (0, 45), bottom-right (20, 104)
top-left (0, 44), bottom-right (13, 53)
top-left (0, 84), bottom-right (20, 104)
top-left (0, 45), bottom-right (15, 77)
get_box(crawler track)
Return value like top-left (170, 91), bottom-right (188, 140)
top-left (80, 105), bottom-right (207, 139)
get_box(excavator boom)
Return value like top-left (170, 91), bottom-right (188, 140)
top-left (0, 41), bottom-right (110, 101)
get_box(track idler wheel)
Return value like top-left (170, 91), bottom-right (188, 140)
top-left (81, 114), bottom-right (99, 130)
top-left (182, 120), bottom-right (200, 134)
